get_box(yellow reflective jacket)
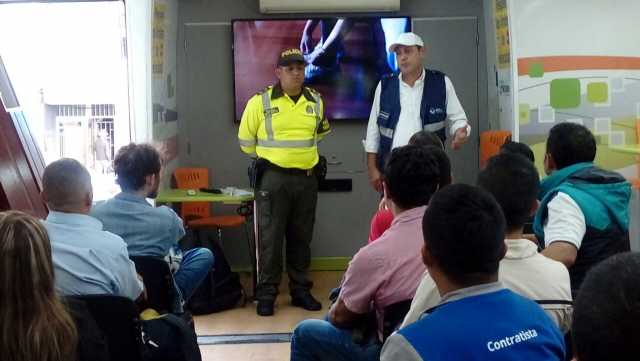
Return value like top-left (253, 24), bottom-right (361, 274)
top-left (238, 84), bottom-right (331, 170)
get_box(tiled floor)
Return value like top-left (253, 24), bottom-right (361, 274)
top-left (195, 271), bottom-right (343, 360)
top-left (200, 343), bottom-right (291, 361)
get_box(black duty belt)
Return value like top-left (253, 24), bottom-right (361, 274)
top-left (265, 162), bottom-right (314, 176)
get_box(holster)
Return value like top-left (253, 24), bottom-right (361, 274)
top-left (313, 155), bottom-right (327, 183)
top-left (248, 158), bottom-right (268, 189)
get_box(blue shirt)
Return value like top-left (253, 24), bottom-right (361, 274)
top-left (90, 192), bottom-right (185, 257)
top-left (381, 283), bottom-right (565, 361)
top-left (43, 211), bottom-right (144, 300)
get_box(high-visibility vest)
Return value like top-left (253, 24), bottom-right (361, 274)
top-left (238, 85), bottom-right (331, 169)
top-left (376, 69), bottom-right (447, 171)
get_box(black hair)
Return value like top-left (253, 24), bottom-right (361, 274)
top-left (424, 145), bottom-right (452, 189)
top-left (500, 141), bottom-right (535, 163)
top-left (383, 145), bottom-right (441, 209)
top-left (546, 123), bottom-right (596, 169)
top-left (422, 184), bottom-right (506, 286)
top-left (114, 143), bottom-right (162, 192)
top-left (407, 130), bottom-right (450, 188)
top-left (477, 153), bottom-right (539, 231)
top-left (409, 130), bottom-right (444, 150)
top-left (572, 252), bottom-right (640, 361)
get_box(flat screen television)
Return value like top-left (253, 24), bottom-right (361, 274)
top-left (232, 17), bottom-right (411, 122)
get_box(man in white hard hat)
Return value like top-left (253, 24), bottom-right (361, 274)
top-left (364, 32), bottom-right (470, 192)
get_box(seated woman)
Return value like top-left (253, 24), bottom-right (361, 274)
top-left (0, 210), bottom-right (78, 361)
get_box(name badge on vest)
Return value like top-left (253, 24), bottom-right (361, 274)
top-left (264, 107), bottom-right (279, 116)
top-left (306, 105), bottom-right (314, 114)
top-left (429, 107), bottom-right (444, 115)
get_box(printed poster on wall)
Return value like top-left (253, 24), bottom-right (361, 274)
top-left (494, 0), bottom-right (513, 131)
top-left (510, 0), bottom-right (640, 178)
top-left (152, 1), bottom-right (166, 77)
top-left (494, 0), bottom-right (510, 69)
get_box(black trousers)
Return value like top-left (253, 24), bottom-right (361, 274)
top-left (255, 167), bottom-right (318, 301)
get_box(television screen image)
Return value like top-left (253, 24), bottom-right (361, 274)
top-left (232, 17), bottom-right (410, 122)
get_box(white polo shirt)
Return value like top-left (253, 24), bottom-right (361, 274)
top-left (364, 70), bottom-right (470, 152)
top-left (402, 238), bottom-right (573, 333)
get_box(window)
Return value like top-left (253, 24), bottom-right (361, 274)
top-left (0, 1), bottom-right (130, 200)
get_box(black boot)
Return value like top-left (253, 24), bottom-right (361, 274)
top-left (256, 299), bottom-right (275, 316)
top-left (291, 293), bottom-right (322, 311)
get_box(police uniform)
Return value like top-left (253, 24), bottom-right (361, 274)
top-left (238, 79), bottom-right (331, 307)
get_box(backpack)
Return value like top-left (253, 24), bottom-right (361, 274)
top-left (65, 297), bottom-right (111, 361)
top-left (141, 313), bottom-right (201, 361)
top-left (183, 230), bottom-right (245, 315)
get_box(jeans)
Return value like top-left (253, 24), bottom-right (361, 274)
top-left (173, 247), bottom-right (214, 302)
top-left (290, 319), bottom-right (381, 361)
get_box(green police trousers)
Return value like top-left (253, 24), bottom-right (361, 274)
top-left (255, 167), bottom-right (318, 301)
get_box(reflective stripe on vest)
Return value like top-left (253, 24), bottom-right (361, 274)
top-left (261, 91), bottom-right (275, 141)
top-left (423, 121), bottom-right (446, 132)
top-left (239, 139), bottom-right (256, 147)
top-left (257, 89), bottom-right (322, 149)
top-left (312, 92), bottom-right (322, 144)
top-left (379, 126), bottom-right (394, 138)
top-left (257, 139), bottom-right (315, 148)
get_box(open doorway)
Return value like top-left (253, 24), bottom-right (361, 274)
top-left (0, 1), bottom-right (130, 201)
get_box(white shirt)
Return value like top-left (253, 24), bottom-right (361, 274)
top-left (544, 192), bottom-right (586, 249)
top-left (364, 70), bottom-right (470, 153)
top-left (401, 238), bottom-right (573, 333)
top-left (44, 211), bottom-right (144, 300)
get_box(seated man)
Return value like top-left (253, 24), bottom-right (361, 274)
top-left (382, 184), bottom-right (565, 361)
top-left (572, 252), bottom-right (640, 361)
top-left (291, 144), bottom-right (444, 361)
top-left (369, 130), bottom-right (448, 243)
top-left (41, 158), bottom-right (143, 300)
top-left (498, 141), bottom-right (536, 234)
top-left (91, 143), bottom-right (213, 304)
top-left (534, 123), bottom-right (630, 295)
top-left (402, 153), bottom-right (573, 333)
top-left (500, 140), bottom-right (535, 163)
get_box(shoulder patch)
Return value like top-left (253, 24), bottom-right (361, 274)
top-left (306, 87), bottom-right (321, 97)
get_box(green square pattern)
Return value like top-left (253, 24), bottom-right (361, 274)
top-left (519, 103), bottom-right (531, 124)
top-left (550, 78), bottom-right (581, 109)
top-left (528, 63), bottom-right (544, 78)
top-left (587, 82), bottom-right (608, 103)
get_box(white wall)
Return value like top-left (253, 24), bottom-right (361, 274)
top-left (125, 0), bottom-right (153, 144)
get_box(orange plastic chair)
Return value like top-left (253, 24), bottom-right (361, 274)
top-left (480, 130), bottom-right (512, 169)
top-left (173, 168), bottom-right (245, 240)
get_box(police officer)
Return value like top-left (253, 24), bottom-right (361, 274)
top-left (238, 48), bottom-right (330, 316)
top-left (364, 32), bottom-right (471, 192)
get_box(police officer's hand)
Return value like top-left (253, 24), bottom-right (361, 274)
top-left (452, 127), bottom-right (469, 150)
top-left (368, 166), bottom-right (383, 193)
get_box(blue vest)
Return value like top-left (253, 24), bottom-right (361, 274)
top-left (399, 289), bottom-right (565, 361)
top-left (376, 69), bottom-right (447, 170)
top-left (533, 163), bottom-right (631, 295)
